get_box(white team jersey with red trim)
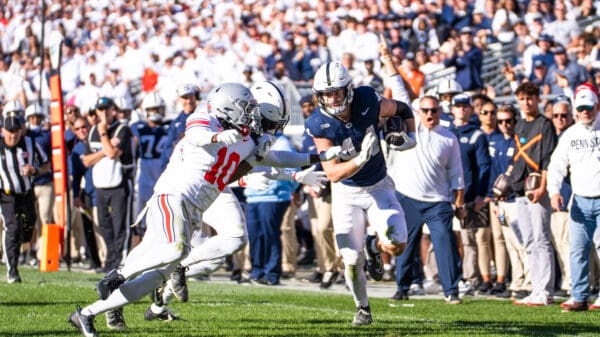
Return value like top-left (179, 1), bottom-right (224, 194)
top-left (153, 111), bottom-right (255, 212)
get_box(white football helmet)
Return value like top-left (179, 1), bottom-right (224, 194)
top-left (25, 103), bottom-right (45, 119)
top-left (436, 79), bottom-right (463, 97)
top-left (312, 62), bottom-right (353, 116)
top-left (141, 92), bottom-right (165, 122)
top-left (3, 100), bottom-right (24, 116)
top-left (250, 81), bottom-right (290, 134)
top-left (114, 97), bottom-right (133, 111)
top-left (206, 83), bottom-right (257, 135)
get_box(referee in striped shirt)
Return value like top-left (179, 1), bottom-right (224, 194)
top-left (1, 114), bottom-right (50, 283)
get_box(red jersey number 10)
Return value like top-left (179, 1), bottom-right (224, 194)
top-left (204, 147), bottom-right (241, 190)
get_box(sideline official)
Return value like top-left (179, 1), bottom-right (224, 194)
top-left (1, 114), bottom-right (50, 283)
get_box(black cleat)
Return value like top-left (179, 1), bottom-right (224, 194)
top-left (69, 306), bottom-right (98, 337)
top-left (105, 307), bottom-right (127, 330)
top-left (144, 306), bottom-right (179, 321)
top-left (364, 235), bottom-right (384, 281)
top-left (169, 265), bottom-right (188, 302)
top-left (351, 306), bottom-right (373, 326)
top-left (96, 269), bottom-right (125, 300)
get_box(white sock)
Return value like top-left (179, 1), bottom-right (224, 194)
top-left (151, 303), bottom-right (166, 314)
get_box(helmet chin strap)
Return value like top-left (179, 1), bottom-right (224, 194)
top-left (220, 118), bottom-right (251, 137)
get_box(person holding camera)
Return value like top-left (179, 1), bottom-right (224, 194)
top-left (510, 82), bottom-right (558, 306)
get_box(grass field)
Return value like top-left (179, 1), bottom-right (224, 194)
top-left (1, 266), bottom-right (599, 337)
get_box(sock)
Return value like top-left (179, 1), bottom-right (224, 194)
top-left (151, 303), bottom-right (166, 314)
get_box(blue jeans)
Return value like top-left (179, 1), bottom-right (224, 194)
top-left (395, 194), bottom-right (462, 296)
top-left (569, 195), bottom-right (600, 302)
top-left (246, 200), bottom-right (290, 284)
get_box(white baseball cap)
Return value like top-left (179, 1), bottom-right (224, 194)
top-left (574, 87), bottom-right (598, 108)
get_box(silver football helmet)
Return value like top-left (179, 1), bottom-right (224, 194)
top-left (206, 83), bottom-right (257, 136)
top-left (141, 92), bottom-right (165, 122)
top-left (312, 62), bottom-right (353, 116)
top-left (250, 81), bottom-right (290, 134)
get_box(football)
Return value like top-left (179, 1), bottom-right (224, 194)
top-left (524, 172), bottom-right (542, 200)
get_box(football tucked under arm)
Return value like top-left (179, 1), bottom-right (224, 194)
top-left (492, 174), bottom-right (513, 199)
top-left (382, 116), bottom-right (416, 151)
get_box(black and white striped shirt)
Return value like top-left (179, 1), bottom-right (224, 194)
top-left (0, 135), bottom-right (49, 195)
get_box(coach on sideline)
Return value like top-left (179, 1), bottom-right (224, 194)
top-left (1, 114), bottom-right (50, 283)
top-left (547, 85), bottom-right (600, 311)
top-left (388, 95), bottom-right (465, 304)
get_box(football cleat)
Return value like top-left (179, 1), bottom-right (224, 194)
top-left (105, 307), bottom-right (127, 330)
top-left (68, 306), bottom-right (98, 337)
top-left (169, 265), bottom-right (188, 302)
top-left (96, 269), bottom-right (125, 300)
top-left (364, 235), bottom-right (384, 281)
top-left (351, 306), bottom-right (373, 326)
top-left (144, 306), bottom-right (179, 321)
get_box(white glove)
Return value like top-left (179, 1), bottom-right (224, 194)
top-left (216, 129), bottom-right (242, 145)
top-left (319, 146), bottom-right (352, 161)
top-left (353, 127), bottom-right (378, 168)
top-left (293, 166), bottom-right (329, 188)
top-left (239, 172), bottom-right (271, 190)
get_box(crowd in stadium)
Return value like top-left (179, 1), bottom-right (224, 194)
top-left (1, 0), bottom-right (600, 330)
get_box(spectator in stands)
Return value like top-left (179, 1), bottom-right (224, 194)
top-left (492, 0), bottom-right (522, 44)
top-left (546, 45), bottom-right (590, 95)
top-left (524, 34), bottom-right (555, 79)
top-left (545, 1), bottom-right (581, 49)
top-left (399, 52), bottom-right (425, 97)
top-left (444, 27), bottom-right (483, 93)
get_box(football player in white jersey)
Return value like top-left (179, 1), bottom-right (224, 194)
top-left (68, 83), bottom-right (264, 337)
top-left (143, 81), bottom-right (335, 321)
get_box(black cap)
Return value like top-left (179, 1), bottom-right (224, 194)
top-left (3, 115), bottom-right (22, 131)
top-left (299, 95), bottom-right (313, 105)
top-left (95, 97), bottom-right (115, 110)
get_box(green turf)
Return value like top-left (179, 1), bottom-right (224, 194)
top-left (0, 266), bottom-right (599, 337)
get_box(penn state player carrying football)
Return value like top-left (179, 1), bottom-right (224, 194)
top-left (305, 38), bottom-right (415, 325)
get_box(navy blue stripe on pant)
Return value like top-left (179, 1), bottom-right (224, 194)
top-left (394, 194), bottom-right (462, 296)
top-left (246, 200), bottom-right (290, 284)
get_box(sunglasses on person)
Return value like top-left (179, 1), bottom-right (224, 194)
top-left (73, 125), bottom-right (88, 131)
top-left (420, 107), bottom-right (439, 114)
top-left (480, 109), bottom-right (496, 116)
top-left (497, 119), bottom-right (513, 125)
top-left (552, 113), bottom-right (569, 119)
top-left (576, 105), bottom-right (594, 112)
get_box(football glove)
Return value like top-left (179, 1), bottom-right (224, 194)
top-left (216, 129), bottom-right (242, 145)
top-left (353, 127), bottom-right (378, 168)
top-left (239, 172), bottom-right (271, 190)
top-left (383, 117), bottom-right (416, 151)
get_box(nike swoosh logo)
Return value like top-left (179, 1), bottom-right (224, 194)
top-left (361, 107), bottom-right (369, 116)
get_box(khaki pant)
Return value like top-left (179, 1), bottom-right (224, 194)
top-left (475, 203), bottom-right (508, 279)
top-left (280, 203), bottom-right (298, 274)
top-left (550, 211), bottom-right (570, 291)
top-left (458, 226), bottom-right (479, 282)
top-left (307, 195), bottom-right (339, 272)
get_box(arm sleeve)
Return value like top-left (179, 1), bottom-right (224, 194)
top-left (540, 119), bottom-right (558, 170)
top-left (258, 151), bottom-right (311, 168)
top-left (184, 115), bottom-right (216, 147)
top-left (475, 134), bottom-right (491, 198)
top-left (448, 137), bottom-right (465, 190)
top-left (546, 134), bottom-right (569, 196)
top-left (383, 74), bottom-right (411, 104)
